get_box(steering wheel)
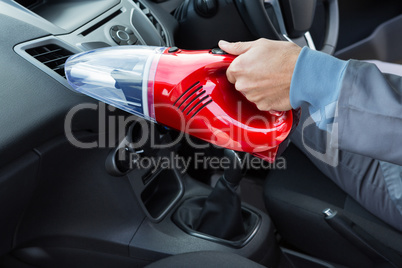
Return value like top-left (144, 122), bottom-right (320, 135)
top-left (234, 0), bottom-right (339, 54)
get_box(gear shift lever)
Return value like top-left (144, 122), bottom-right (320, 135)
top-left (195, 149), bottom-right (246, 240)
top-left (222, 149), bottom-right (244, 185)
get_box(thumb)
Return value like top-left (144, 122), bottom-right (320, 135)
top-left (218, 40), bottom-right (252, 56)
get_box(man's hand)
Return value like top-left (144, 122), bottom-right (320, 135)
top-left (219, 38), bottom-right (301, 111)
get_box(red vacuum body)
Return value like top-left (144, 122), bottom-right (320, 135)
top-left (65, 46), bottom-right (294, 162)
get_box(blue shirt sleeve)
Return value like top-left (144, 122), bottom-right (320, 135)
top-left (289, 47), bottom-right (349, 130)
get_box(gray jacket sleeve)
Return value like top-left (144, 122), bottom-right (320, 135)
top-left (335, 60), bottom-right (402, 166)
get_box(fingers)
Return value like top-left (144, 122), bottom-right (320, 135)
top-left (226, 53), bottom-right (249, 86)
top-left (226, 65), bottom-right (236, 84)
top-left (226, 56), bottom-right (243, 85)
top-left (220, 38), bottom-right (295, 111)
top-left (218, 40), bottom-right (253, 56)
top-left (221, 39), bottom-right (257, 84)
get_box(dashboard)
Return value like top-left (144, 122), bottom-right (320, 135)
top-left (0, 0), bottom-right (182, 169)
top-left (6, 0), bottom-right (178, 89)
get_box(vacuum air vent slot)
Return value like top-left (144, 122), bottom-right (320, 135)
top-left (187, 96), bottom-right (212, 117)
top-left (173, 81), bottom-right (212, 117)
top-left (190, 99), bottom-right (213, 118)
top-left (173, 81), bottom-right (201, 107)
top-left (182, 90), bottom-right (206, 113)
top-left (25, 44), bottom-right (74, 78)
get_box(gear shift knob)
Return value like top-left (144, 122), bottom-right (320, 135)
top-left (223, 149), bottom-right (244, 186)
top-left (194, 149), bottom-right (246, 239)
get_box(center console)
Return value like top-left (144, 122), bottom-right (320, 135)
top-left (107, 119), bottom-right (281, 267)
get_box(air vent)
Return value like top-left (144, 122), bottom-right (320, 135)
top-left (132, 0), bottom-right (168, 45)
top-left (25, 44), bottom-right (73, 78)
top-left (174, 82), bottom-right (212, 118)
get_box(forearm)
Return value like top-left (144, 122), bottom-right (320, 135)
top-left (289, 47), bottom-right (348, 131)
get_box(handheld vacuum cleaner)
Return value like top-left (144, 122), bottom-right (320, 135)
top-left (65, 46), bottom-right (297, 162)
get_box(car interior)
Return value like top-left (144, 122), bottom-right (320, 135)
top-left (0, 0), bottom-right (402, 267)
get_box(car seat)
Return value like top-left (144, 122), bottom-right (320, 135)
top-left (264, 143), bottom-right (402, 268)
